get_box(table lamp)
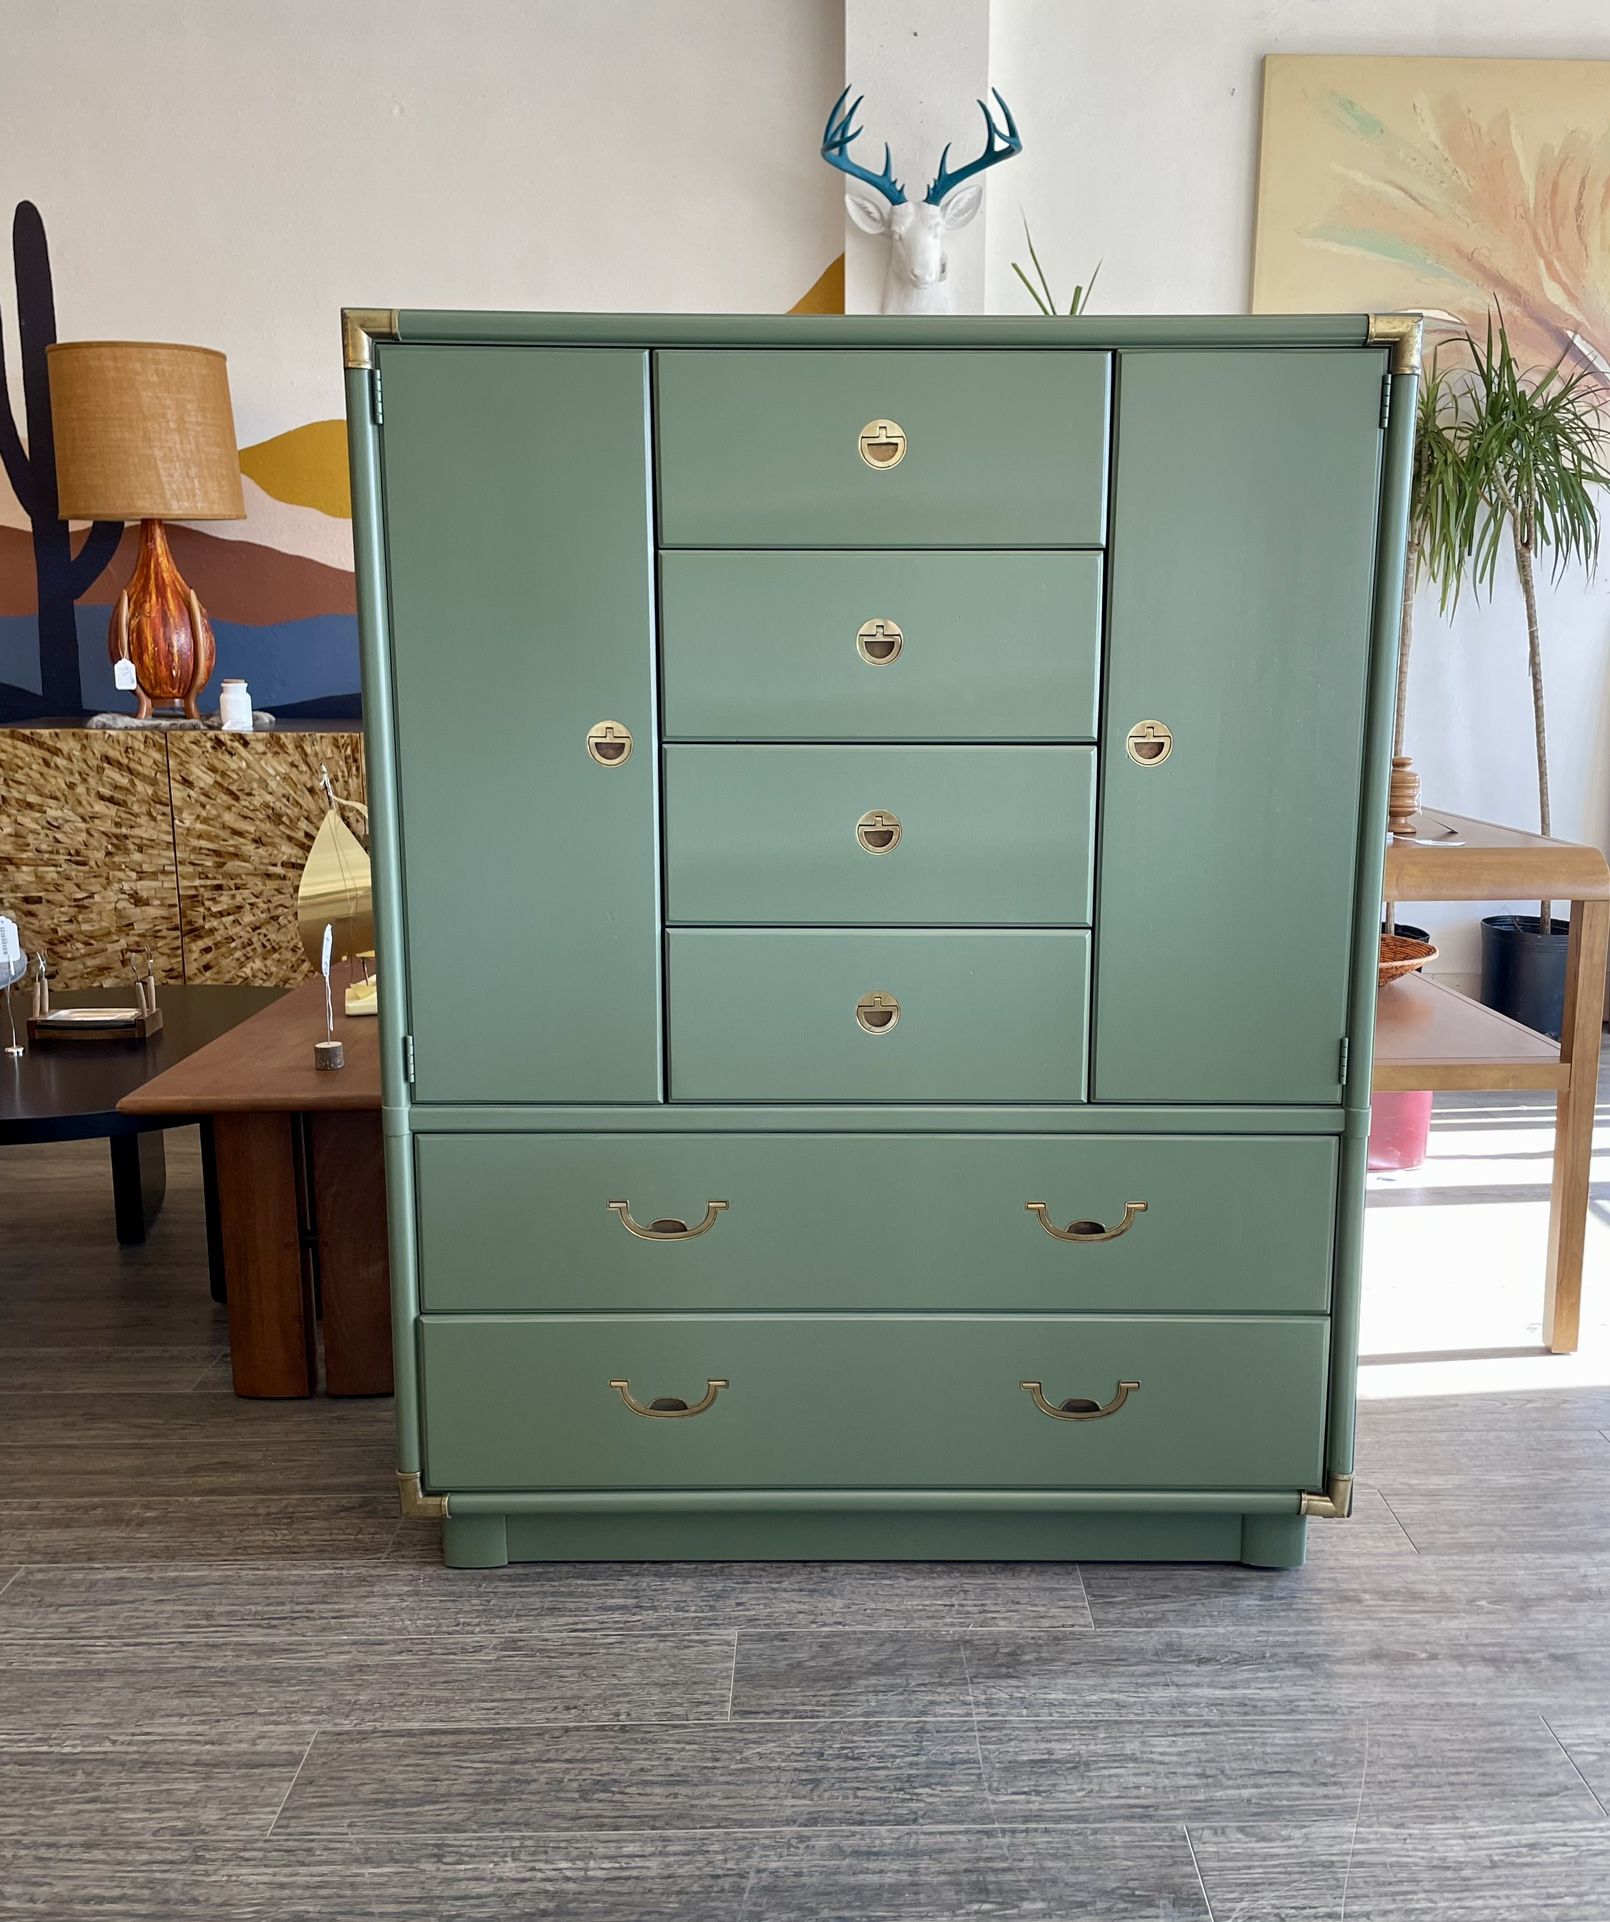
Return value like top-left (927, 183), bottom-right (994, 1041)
top-left (47, 341), bottom-right (245, 720)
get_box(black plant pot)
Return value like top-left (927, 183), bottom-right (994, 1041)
top-left (1479, 913), bottom-right (1571, 1041)
top-left (1381, 920), bottom-right (1430, 943)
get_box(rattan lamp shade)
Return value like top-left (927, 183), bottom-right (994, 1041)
top-left (47, 341), bottom-right (245, 522)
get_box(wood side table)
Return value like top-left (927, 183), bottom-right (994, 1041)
top-left (119, 976), bottom-right (389, 1397)
top-left (1375, 809), bottom-right (1609, 1354)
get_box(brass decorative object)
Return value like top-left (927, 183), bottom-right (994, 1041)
top-left (855, 989), bottom-right (901, 1034)
top-left (609, 1378), bottom-right (729, 1418)
top-left (856, 808), bottom-right (902, 854)
top-left (855, 618), bottom-right (903, 665)
top-left (585, 720), bottom-right (633, 767)
top-left (1025, 1200), bottom-right (1148, 1242)
top-left (298, 768), bottom-right (373, 972)
top-left (1125, 720), bottom-right (1173, 766)
top-left (607, 1199), bottom-right (729, 1240)
top-left (857, 418), bottom-right (907, 469)
top-left (1020, 1379), bottom-right (1142, 1421)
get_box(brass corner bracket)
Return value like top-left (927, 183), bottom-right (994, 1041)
top-left (343, 308), bottom-right (399, 370)
top-left (1299, 1471), bottom-right (1355, 1520)
top-left (1367, 312), bottom-right (1422, 378)
top-left (397, 1469), bottom-right (449, 1519)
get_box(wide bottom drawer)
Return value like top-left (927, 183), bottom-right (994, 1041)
top-left (418, 1314), bottom-right (1329, 1493)
top-left (414, 1132), bottom-right (1338, 1315)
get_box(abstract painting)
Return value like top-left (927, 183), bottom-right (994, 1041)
top-left (1253, 55), bottom-right (1610, 387)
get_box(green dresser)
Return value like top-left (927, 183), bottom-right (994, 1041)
top-left (344, 309), bottom-right (1418, 1569)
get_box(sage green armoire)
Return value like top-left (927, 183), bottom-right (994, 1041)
top-left (343, 308), bottom-right (1418, 1569)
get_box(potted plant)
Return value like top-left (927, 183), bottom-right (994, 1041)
top-left (1012, 219), bottom-right (1099, 316)
top-left (1460, 314), bottom-right (1610, 1038)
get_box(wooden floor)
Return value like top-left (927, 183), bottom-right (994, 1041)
top-left (2, 1087), bottom-right (1608, 1920)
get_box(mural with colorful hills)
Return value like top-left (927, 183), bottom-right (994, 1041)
top-left (0, 209), bottom-right (843, 726)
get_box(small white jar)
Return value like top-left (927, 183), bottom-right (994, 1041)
top-left (218, 679), bottom-right (253, 732)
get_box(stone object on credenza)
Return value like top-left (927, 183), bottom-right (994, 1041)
top-left (87, 710), bottom-right (277, 731)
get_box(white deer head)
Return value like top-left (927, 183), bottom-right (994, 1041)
top-left (821, 86), bottom-right (1023, 315)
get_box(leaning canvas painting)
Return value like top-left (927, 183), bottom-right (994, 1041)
top-left (1253, 54), bottom-right (1610, 386)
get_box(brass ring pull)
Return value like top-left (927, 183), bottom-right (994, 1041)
top-left (857, 418), bottom-right (907, 469)
top-left (608, 1199), bottom-right (728, 1240)
top-left (1025, 1200), bottom-right (1147, 1243)
top-left (586, 721), bottom-right (633, 767)
top-left (856, 809), bottom-right (902, 855)
top-left (610, 1378), bottom-right (728, 1418)
top-left (854, 990), bottom-right (900, 1035)
top-left (1019, 1379), bottom-right (1141, 1421)
top-left (855, 618), bottom-right (903, 665)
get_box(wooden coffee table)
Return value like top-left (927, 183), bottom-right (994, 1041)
top-left (119, 976), bottom-right (389, 1398)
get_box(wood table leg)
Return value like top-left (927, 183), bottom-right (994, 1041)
top-left (307, 1110), bottom-right (394, 1395)
top-left (1543, 896), bottom-right (1609, 1354)
top-left (109, 1128), bottom-right (166, 1243)
top-left (211, 1112), bottom-right (317, 1396)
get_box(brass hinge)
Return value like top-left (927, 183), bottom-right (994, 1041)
top-left (342, 306), bottom-right (399, 370)
top-left (1366, 311), bottom-right (1423, 377)
top-left (1338, 1035), bottom-right (1350, 1086)
top-left (1300, 1471), bottom-right (1354, 1519)
top-left (370, 366), bottom-right (384, 426)
top-left (1379, 374), bottom-right (1391, 430)
top-left (397, 1470), bottom-right (449, 1519)
top-left (402, 1034), bottom-right (415, 1086)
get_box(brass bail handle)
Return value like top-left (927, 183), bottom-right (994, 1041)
top-left (608, 1199), bottom-right (728, 1241)
top-left (1019, 1380), bottom-right (1141, 1421)
top-left (1025, 1200), bottom-right (1147, 1243)
top-left (856, 618), bottom-right (903, 665)
top-left (610, 1378), bottom-right (728, 1418)
top-left (855, 990), bottom-right (900, 1035)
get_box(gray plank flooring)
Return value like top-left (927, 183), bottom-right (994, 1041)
top-left (0, 1072), bottom-right (1607, 1919)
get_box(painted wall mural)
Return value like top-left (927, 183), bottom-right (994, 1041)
top-left (1253, 55), bottom-right (1610, 387)
top-left (0, 200), bottom-right (360, 725)
top-left (0, 200), bottom-right (843, 728)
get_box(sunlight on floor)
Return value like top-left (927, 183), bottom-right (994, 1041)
top-left (1359, 1077), bottom-right (1610, 1399)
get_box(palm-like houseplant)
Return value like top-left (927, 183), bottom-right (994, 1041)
top-left (1460, 314), bottom-right (1610, 934)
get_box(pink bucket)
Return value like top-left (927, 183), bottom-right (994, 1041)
top-left (1367, 1089), bottom-right (1433, 1172)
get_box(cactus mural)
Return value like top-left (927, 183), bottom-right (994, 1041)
top-left (0, 201), bottom-right (122, 717)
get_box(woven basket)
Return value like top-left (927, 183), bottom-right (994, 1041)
top-left (1378, 932), bottom-right (1438, 988)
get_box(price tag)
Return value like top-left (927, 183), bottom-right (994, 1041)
top-left (113, 659), bottom-right (137, 691)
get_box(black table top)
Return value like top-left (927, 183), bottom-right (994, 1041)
top-left (0, 985), bottom-right (283, 1143)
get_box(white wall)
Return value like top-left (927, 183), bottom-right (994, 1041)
top-left (986, 0), bottom-right (1610, 984)
top-left (3, 0), bottom-right (844, 450)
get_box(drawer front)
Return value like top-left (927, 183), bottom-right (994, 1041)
top-left (656, 351), bottom-right (1109, 548)
top-left (667, 929), bottom-right (1089, 1101)
top-left (415, 1132), bottom-right (1338, 1315)
top-left (660, 551), bottom-right (1102, 742)
top-left (420, 1313), bottom-right (1329, 1492)
top-left (665, 746), bottom-right (1094, 927)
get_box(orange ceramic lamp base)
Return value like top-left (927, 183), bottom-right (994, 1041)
top-left (109, 518), bottom-right (215, 720)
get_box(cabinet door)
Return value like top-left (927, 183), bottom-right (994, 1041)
top-left (380, 347), bottom-right (659, 1103)
top-left (1095, 351), bottom-right (1383, 1103)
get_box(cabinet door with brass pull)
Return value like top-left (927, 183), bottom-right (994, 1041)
top-left (665, 746), bottom-right (1094, 927)
top-left (415, 1132), bottom-right (1337, 1315)
top-left (419, 1313), bottom-right (1327, 1492)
